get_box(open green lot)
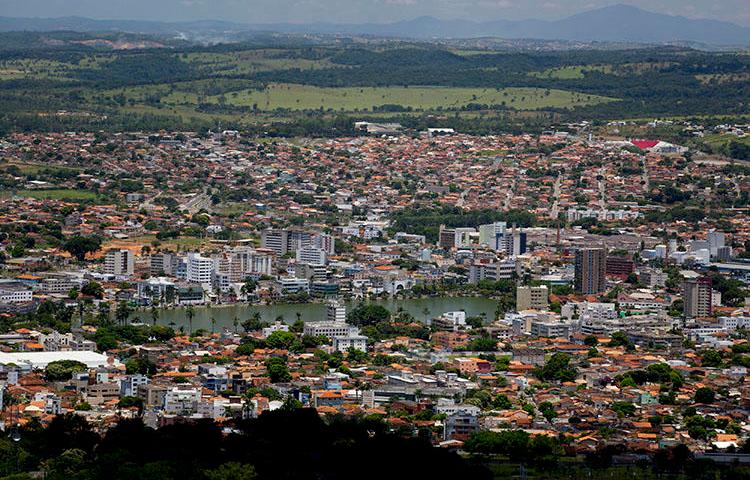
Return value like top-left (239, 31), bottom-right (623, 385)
top-left (15, 189), bottom-right (99, 201)
top-left (162, 83), bottom-right (616, 111)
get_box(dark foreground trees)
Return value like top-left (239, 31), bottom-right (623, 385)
top-left (4, 410), bottom-right (488, 480)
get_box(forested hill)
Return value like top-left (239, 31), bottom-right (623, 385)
top-left (0, 34), bottom-right (748, 135)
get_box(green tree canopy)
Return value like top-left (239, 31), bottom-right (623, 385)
top-left (45, 360), bottom-right (87, 381)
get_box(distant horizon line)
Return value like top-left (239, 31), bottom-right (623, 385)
top-left (2, 4), bottom-right (749, 29)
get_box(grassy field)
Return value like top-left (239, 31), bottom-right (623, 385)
top-left (528, 65), bottom-right (614, 79)
top-left (161, 84), bottom-right (616, 111)
top-left (15, 189), bottom-right (99, 201)
top-left (4, 161), bottom-right (81, 175)
top-left (181, 50), bottom-right (337, 75)
top-left (528, 62), bottom-right (678, 80)
top-left (700, 132), bottom-right (750, 150)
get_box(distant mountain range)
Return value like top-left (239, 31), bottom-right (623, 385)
top-left (2, 4), bottom-right (750, 46)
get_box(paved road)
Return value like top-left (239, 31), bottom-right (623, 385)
top-left (549, 175), bottom-right (562, 219)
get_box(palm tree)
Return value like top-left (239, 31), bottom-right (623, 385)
top-left (186, 305), bottom-right (195, 335)
top-left (150, 306), bottom-right (159, 326)
top-left (115, 301), bottom-right (132, 326)
top-left (211, 317), bottom-right (217, 335)
top-left (233, 316), bottom-right (239, 334)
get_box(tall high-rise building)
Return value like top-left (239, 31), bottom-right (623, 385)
top-left (574, 248), bottom-right (606, 294)
top-left (478, 222), bottom-right (506, 246)
top-left (261, 229), bottom-right (289, 255)
top-left (231, 247), bottom-right (273, 276)
top-left (104, 249), bottom-right (134, 276)
top-left (313, 234), bottom-right (335, 256)
top-left (261, 229), bottom-right (328, 255)
top-left (708, 231), bottom-right (725, 257)
top-left (683, 277), bottom-right (713, 318)
top-left (438, 225), bottom-right (456, 250)
top-left (501, 228), bottom-right (527, 257)
top-left (150, 252), bottom-right (175, 276)
top-left (438, 225), bottom-right (474, 249)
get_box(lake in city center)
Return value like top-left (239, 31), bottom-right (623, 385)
top-left (148, 297), bottom-right (500, 331)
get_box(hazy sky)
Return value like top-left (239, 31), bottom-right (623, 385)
top-left (3, 0), bottom-right (750, 26)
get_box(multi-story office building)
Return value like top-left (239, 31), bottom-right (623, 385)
top-left (225, 247), bottom-right (273, 277)
top-left (715, 246), bottom-right (732, 262)
top-left (487, 225), bottom-right (526, 257)
top-left (312, 234), bottom-right (335, 255)
top-left (104, 249), bottom-right (134, 276)
top-left (332, 335), bottom-right (368, 352)
top-left (574, 248), bottom-right (606, 294)
top-left (120, 374), bottom-right (149, 397)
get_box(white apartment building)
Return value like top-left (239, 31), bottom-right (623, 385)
top-left (303, 321), bottom-right (359, 339)
top-left (333, 335), bottom-right (368, 352)
top-left (163, 386), bottom-right (201, 415)
top-left (0, 284), bottom-right (33, 303)
top-left (262, 321), bottom-right (289, 338)
top-left (236, 248), bottom-right (273, 276)
top-left (187, 253), bottom-right (213, 285)
top-left (468, 261), bottom-right (516, 283)
top-left (570, 302), bottom-right (617, 323)
top-left (566, 208), bottom-right (641, 222)
top-left (296, 247), bottom-right (328, 265)
top-left (279, 277), bottom-right (310, 294)
top-left (432, 311), bottom-right (467, 331)
top-left (530, 320), bottom-right (571, 338)
top-left (38, 276), bottom-right (81, 294)
top-left (326, 301), bottom-right (347, 323)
